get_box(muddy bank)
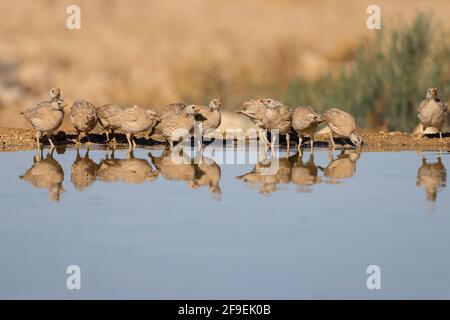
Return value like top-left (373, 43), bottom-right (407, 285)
top-left (1, 127), bottom-right (450, 152)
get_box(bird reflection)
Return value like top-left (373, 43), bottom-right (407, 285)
top-left (416, 156), bottom-right (447, 205)
top-left (318, 149), bottom-right (360, 184)
top-left (291, 153), bottom-right (321, 192)
top-left (71, 149), bottom-right (97, 191)
top-left (149, 149), bottom-right (196, 185)
top-left (189, 156), bottom-right (222, 199)
top-left (20, 148), bottom-right (65, 202)
top-left (97, 149), bottom-right (158, 184)
top-left (237, 155), bottom-right (293, 195)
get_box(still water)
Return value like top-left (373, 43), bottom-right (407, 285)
top-left (0, 146), bottom-right (449, 299)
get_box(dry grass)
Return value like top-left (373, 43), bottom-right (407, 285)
top-left (0, 0), bottom-right (449, 129)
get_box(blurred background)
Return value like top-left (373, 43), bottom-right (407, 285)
top-left (0, 0), bottom-right (449, 131)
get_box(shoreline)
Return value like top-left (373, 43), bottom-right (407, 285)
top-left (1, 127), bottom-right (449, 153)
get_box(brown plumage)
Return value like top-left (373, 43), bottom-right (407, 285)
top-left (238, 99), bottom-right (269, 144)
top-left (154, 104), bottom-right (200, 149)
top-left (188, 156), bottom-right (222, 197)
top-left (20, 149), bottom-right (65, 202)
top-left (322, 108), bottom-right (362, 148)
top-left (257, 98), bottom-right (292, 151)
top-left (318, 149), bottom-right (360, 184)
top-left (237, 155), bottom-right (292, 195)
top-left (21, 88), bottom-right (67, 148)
top-left (149, 150), bottom-right (196, 184)
top-left (71, 149), bottom-right (98, 191)
top-left (161, 102), bottom-right (186, 118)
top-left (195, 98), bottom-right (222, 146)
top-left (416, 156), bottom-right (447, 203)
top-left (97, 149), bottom-right (158, 184)
top-left (417, 88), bottom-right (448, 140)
top-left (291, 154), bottom-right (321, 192)
top-left (70, 99), bottom-right (98, 144)
top-left (112, 105), bottom-right (160, 148)
top-left (96, 104), bottom-right (123, 142)
top-left (292, 106), bottom-right (323, 153)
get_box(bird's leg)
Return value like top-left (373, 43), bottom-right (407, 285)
top-left (285, 133), bottom-right (290, 152)
top-left (132, 135), bottom-right (137, 148)
top-left (169, 140), bottom-right (174, 150)
top-left (258, 129), bottom-right (268, 145)
top-left (329, 131), bottom-right (335, 149)
top-left (439, 131), bottom-right (443, 141)
top-left (126, 133), bottom-right (133, 148)
top-left (271, 133), bottom-right (277, 156)
top-left (105, 130), bottom-right (110, 143)
top-left (36, 131), bottom-right (41, 149)
top-left (47, 134), bottom-right (55, 148)
top-left (297, 135), bottom-right (303, 152)
top-left (310, 134), bottom-right (314, 154)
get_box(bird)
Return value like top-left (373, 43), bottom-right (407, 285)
top-left (318, 149), bottom-right (360, 183)
top-left (292, 106), bottom-right (323, 154)
top-left (195, 98), bottom-right (222, 147)
top-left (417, 88), bottom-right (448, 141)
top-left (290, 153), bottom-right (321, 192)
top-left (21, 89), bottom-right (67, 148)
top-left (161, 102), bottom-right (186, 118)
top-left (97, 149), bottom-right (158, 184)
top-left (322, 108), bottom-right (362, 148)
top-left (416, 156), bottom-right (447, 203)
top-left (70, 149), bottom-right (98, 191)
top-left (96, 103), bottom-right (123, 143)
top-left (238, 99), bottom-right (269, 144)
top-left (70, 99), bottom-right (98, 145)
top-left (20, 148), bottom-right (65, 202)
top-left (114, 105), bottom-right (160, 148)
top-left (154, 104), bottom-right (200, 149)
top-left (257, 98), bottom-right (292, 152)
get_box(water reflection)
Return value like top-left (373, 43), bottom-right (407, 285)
top-left (291, 154), bottom-right (321, 192)
top-left (71, 149), bottom-right (97, 191)
top-left (20, 148), bottom-right (65, 202)
top-left (98, 149), bottom-right (158, 184)
top-left (318, 149), bottom-right (360, 184)
top-left (237, 154), bottom-right (293, 195)
top-left (416, 156), bottom-right (447, 205)
top-left (149, 150), bottom-right (195, 184)
top-left (17, 147), bottom-right (448, 211)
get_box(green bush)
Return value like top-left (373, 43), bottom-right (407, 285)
top-left (284, 14), bottom-right (450, 131)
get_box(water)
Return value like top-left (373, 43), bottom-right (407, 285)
top-left (0, 146), bottom-right (449, 299)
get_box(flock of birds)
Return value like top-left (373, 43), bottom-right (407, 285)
top-left (20, 87), bottom-right (447, 151)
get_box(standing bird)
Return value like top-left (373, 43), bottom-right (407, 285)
top-left (21, 88), bottom-right (67, 148)
top-left (115, 105), bottom-right (160, 148)
top-left (417, 88), bottom-right (448, 141)
top-left (195, 98), bottom-right (222, 147)
top-left (161, 102), bottom-right (186, 118)
top-left (70, 99), bottom-right (98, 145)
top-left (292, 106), bottom-right (323, 154)
top-left (96, 104), bottom-right (123, 143)
top-left (322, 108), bottom-right (362, 148)
top-left (238, 99), bottom-right (269, 144)
top-left (154, 104), bottom-right (200, 149)
top-left (257, 98), bottom-right (292, 152)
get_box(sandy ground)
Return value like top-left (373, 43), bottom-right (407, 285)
top-left (1, 127), bottom-right (449, 153)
